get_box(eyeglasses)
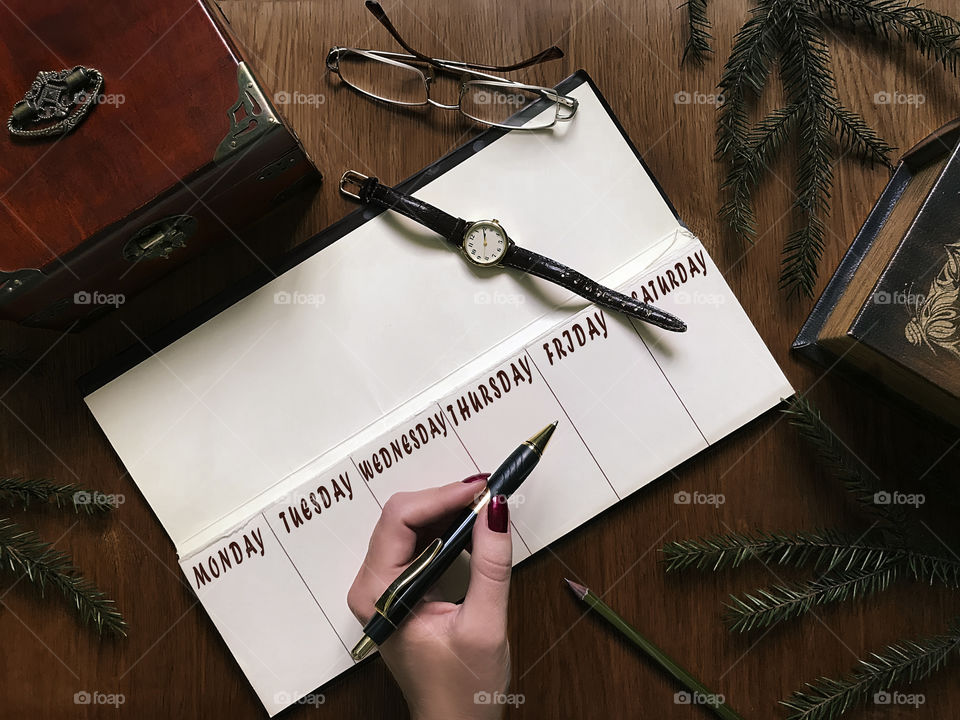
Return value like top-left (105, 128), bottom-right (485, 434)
top-left (326, 2), bottom-right (578, 130)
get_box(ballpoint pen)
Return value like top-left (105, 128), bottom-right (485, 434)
top-left (351, 421), bottom-right (558, 661)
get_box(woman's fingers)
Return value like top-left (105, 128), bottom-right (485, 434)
top-left (348, 474), bottom-right (489, 624)
top-left (458, 495), bottom-right (513, 635)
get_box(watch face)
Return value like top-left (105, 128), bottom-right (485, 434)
top-left (463, 221), bottom-right (508, 266)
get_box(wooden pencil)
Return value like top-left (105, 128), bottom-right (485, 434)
top-left (564, 578), bottom-right (745, 720)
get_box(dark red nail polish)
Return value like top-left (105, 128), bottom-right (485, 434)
top-left (462, 473), bottom-right (490, 483)
top-left (488, 494), bottom-right (509, 533)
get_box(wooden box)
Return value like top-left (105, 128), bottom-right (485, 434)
top-left (0, 0), bottom-right (319, 329)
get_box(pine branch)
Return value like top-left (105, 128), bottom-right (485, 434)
top-left (725, 561), bottom-right (900, 632)
top-left (779, 6), bottom-right (837, 297)
top-left (0, 477), bottom-right (117, 514)
top-left (681, 0), bottom-right (713, 65)
top-left (0, 518), bottom-right (126, 636)
top-left (663, 529), bottom-right (960, 590)
top-left (782, 617), bottom-right (960, 720)
top-left (720, 103), bottom-right (802, 240)
top-left (783, 396), bottom-right (907, 542)
top-left (812, 0), bottom-right (960, 74)
top-left (826, 101), bottom-right (895, 168)
top-left (716, 0), bottom-right (784, 163)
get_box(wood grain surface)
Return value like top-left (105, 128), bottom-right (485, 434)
top-left (2, 1), bottom-right (959, 718)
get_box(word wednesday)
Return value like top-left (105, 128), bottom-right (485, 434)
top-left (356, 409), bottom-right (450, 481)
top-left (192, 527), bottom-right (265, 589)
top-left (541, 310), bottom-right (608, 366)
top-left (277, 472), bottom-right (354, 534)
top-left (445, 355), bottom-right (534, 426)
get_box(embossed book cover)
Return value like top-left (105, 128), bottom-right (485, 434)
top-left (796, 118), bottom-right (960, 426)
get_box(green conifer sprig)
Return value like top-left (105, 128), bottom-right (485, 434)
top-left (781, 618), bottom-right (960, 719)
top-left (0, 477), bottom-right (116, 513)
top-left (683, 0), bottom-right (960, 296)
top-left (661, 395), bottom-right (960, 718)
top-left (0, 518), bottom-right (126, 636)
top-left (726, 561), bottom-right (900, 632)
top-left (783, 396), bottom-right (907, 542)
top-left (682, 0), bottom-right (713, 65)
top-left (662, 529), bottom-right (960, 587)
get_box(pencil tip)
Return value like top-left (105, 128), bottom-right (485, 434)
top-left (564, 577), bottom-right (588, 600)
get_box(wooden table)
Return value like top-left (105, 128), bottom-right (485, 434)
top-left (2, 1), bottom-right (959, 718)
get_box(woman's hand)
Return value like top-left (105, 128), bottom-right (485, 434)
top-left (347, 475), bottom-right (513, 720)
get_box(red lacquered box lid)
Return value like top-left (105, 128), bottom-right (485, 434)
top-left (0, 0), bottom-right (240, 273)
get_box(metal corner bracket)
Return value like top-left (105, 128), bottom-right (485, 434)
top-left (214, 62), bottom-right (281, 164)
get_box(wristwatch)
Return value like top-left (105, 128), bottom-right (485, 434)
top-left (339, 171), bottom-right (686, 332)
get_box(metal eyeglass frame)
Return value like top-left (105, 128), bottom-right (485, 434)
top-left (325, 2), bottom-right (577, 130)
top-left (326, 47), bottom-right (578, 130)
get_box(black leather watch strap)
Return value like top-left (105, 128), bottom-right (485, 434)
top-left (502, 245), bottom-right (687, 332)
top-left (358, 176), bottom-right (467, 248)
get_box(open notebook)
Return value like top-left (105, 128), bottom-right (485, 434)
top-left (82, 72), bottom-right (793, 715)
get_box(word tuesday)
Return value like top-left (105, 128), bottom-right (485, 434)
top-left (277, 471), bottom-right (354, 534)
top-left (192, 527), bottom-right (265, 589)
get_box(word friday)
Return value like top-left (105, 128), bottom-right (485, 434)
top-left (444, 355), bottom-right (534, 426)
top-left (277, 472), bottom-right (354, 534)
top-left (541, 310), bottom-right (608, 366)
top-left (357, 410), bottom-right (451, 481)
top-left (192, 528), bottom-right (265, 589)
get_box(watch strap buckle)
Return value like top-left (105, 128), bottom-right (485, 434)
top-left (340, 170), bottom-right (372, 201)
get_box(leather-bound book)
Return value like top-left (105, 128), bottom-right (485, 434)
top-left (0, 0), bottom-right (319, 329)
top-left (795, 118), bottom-right (960, 426)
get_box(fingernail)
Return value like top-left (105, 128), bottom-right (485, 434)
top-left (488, 494), bottom-right (509, 533)
top-left (462, 473), bottom-right (489, 484)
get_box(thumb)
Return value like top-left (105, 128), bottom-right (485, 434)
top-left (459, 495), bottom-right (513, 631)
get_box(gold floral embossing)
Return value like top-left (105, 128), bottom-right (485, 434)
top-left (905, 241), bottom-right (960, 361)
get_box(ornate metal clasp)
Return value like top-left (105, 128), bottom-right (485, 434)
top-left (8, 65), bottom-right (103, 139)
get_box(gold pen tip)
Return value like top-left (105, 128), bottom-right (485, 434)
top-left (525, 421), bottom-right (558, 456)
top-left (351, 635), bottom-right (378, 661)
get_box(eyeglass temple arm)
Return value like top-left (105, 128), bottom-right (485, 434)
top-left (364, 1), bottom-right (564, 72)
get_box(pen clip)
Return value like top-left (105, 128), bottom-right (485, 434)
top-left (374, 537), bottom-right (443, 616)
